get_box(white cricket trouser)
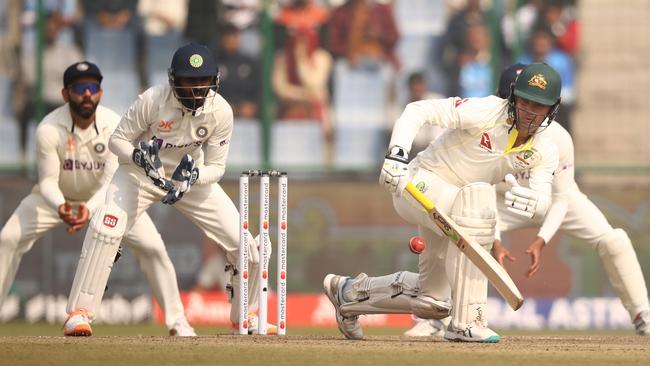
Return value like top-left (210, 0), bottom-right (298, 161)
top-left (0, 190), bottom-right (185, 329)
top-left (497, 190), bottom-right (650, 318)
top-left (392, 166), bottom-right (461, 302)
top-left (96, 164), bottom-right (254, 323)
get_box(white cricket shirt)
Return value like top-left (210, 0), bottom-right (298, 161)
top-left (110, 84), bottom-right (233, 185)
top-left (35, 104), bottom-right (120, 212)
top-left (390, 96), bottom-right (559, 195)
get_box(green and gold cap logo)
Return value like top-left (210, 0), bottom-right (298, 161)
top-left (189, 54), bottom-right (204, 68)
top-left (527, 74), bottom-right (547, 90)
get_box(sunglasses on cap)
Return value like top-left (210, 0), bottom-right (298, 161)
top-left (68, 82), bottom-right (101, 95)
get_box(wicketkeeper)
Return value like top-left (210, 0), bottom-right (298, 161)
top-left (62, 44), bottom-right (272, 336)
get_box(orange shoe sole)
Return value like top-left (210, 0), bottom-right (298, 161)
top-left (64, 323), bottom-right (92, 337)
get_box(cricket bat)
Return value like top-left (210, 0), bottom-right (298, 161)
top-left (404, 182), bottom-right (524, 311)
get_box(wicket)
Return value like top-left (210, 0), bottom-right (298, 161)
top-left (238, 170), bottom-right (288, 335)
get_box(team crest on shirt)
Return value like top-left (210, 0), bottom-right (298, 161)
top-left (528, 74), bottom-right (547, 90)
top-left (479, 133), bottom-right (492, 152)
top-left (94, 142), bottom-right (106, 154)
top-left (513, 148), bottom-right (541, 169)
top-left (195, 126), bottom-right (208, 139)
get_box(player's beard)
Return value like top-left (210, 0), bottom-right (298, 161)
top-left (69, 97), bottom-right (99, 119)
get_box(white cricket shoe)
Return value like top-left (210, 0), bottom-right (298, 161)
top-left (444, 322), bottom-right (500, 343)
top-left (63, 308), bottom-right (93, 337)
top-left (323, 274), bottom-right (363, 340)
top-left (634, 310), bottom-right (650, 336)
top-left (169, 317), bottom-right (197, 337)
top-left (404, 317), bottom-right (447, 338)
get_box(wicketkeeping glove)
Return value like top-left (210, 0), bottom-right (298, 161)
top-left (132, 138), bottom-right (172, 191)
top-left (161, 154), bottom-right (199, 205)
top-left (504, 174), bottom-right (550, 219)
top-left (379, 146), bottom-right (409, 194)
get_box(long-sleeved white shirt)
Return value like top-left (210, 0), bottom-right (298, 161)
top-left (495, 121), bottom-right (576, 243)
top-left (390, 96), bottom-right (559, 198)
top-left (110, 84), bottom-right (233, 185)
top-left (35, 104), bottom-right (120, 213)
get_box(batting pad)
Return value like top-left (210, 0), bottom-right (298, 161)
top-left (447, 182), bottom-right (496, 330)
top-left (66, 205), bottom-right (127, 318)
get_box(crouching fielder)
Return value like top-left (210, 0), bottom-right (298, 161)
top-left (0, 62), bottom-right (193, 336)
top-left (63, 44), bottom-right (269, 336)
top-left (323, 63), bottom-right (562, 342)
top-left (490, 64), bottom-right (649, 336)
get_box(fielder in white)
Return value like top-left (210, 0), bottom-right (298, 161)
top-left (406, 64), bottom-right (650, 337)
top-left (62, 44), bottom-right (270, 336)
top-left (0, 62), bottom-right (194, 336)
top-left (491, 64), bottom-right (650, 336)
top-left (323, 63), bottom-right (563, 342)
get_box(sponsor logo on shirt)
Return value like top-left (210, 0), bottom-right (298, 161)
top-left (479, 133), bottom-right (492, 151)
top-left (62, 159), bottom-right (106, 171)
top-left (160, 139), bottom-right (204, 149)
top-left (103, 214), bottom-right (118, 228)
top-left (220, 139), bottom-right (229, 147)
top-left (157, 120), bottom-right (175, 132)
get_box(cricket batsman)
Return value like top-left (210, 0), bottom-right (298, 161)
top-left (0, 61), bottom-right (195, 336)
top-left (405, 64), bottom-right (650, 337)
top-left (62, 44), bottom-right (271, 336)
top-left (323, 63), bottom-right (562, 342)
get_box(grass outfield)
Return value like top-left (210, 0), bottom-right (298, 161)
top-left (0, 323), bottom-right (648, 366)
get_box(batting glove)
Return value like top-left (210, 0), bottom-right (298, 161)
top-left (379, 146), bottom-right (409, 194)
top-left (504, 174), bottom-right (550, 219)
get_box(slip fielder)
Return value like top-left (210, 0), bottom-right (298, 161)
top-left (0, 61), bottom-right (194, 336)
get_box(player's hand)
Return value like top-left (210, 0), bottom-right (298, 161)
top-left (66, 202), bottom-right (90, 233)
top-left (504, 174), bottom-right (549, 219)
top-left (161, 154), bottom-right (199, 205)
top-left (132, 138), bottom-right (172, 191)
top-left (525, 236), bottom-right (545, 278)
top-left (492, 239), bottom-right (516, 270)
top-left (379, 146), bottom-right (409, 194)
top-left (57, 202), bottom-right (75, 225)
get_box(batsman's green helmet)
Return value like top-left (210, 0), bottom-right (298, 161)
top-left (513, 63), bottom-right (561, 106)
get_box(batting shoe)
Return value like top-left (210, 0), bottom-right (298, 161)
top-left (634, 310), bottom-right (650, 336)
top-left (63, 308), bottom-right (93, 337)
top-left (444, 322), bottom-right (500, 343)
top-left (404, 317), bottom-right (448, 338)
top-left (169, 317), bottom-right (197, 337)
top-left (323, 274), bottom-right (363, 340)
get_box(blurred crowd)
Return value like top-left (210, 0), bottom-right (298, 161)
top-left (0, 0), bottom-right (578, 171)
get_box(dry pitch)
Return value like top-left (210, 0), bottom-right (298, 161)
top-left (0, 324), bottom-right (648, 366)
